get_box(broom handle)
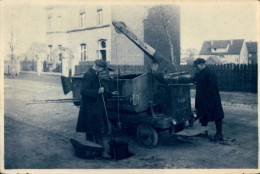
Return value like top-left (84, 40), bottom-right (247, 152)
top-left (99, 77), bottom-right (118, 159)
top-left (98, 77), bottom-right (112, 137)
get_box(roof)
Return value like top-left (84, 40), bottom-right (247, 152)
top-left (211, 40), bottom-right (230, 49)
top-left (246, 42), bottom-right (257, 54)
top-left (200, 39), bottom-right (244, 55)
top-left (206, 56), bottom-right (222, 64)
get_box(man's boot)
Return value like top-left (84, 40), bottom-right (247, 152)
top-left (86, 133), bottom-right (94, 141)
top-left (211, 119), bottom-right (223, 141)
top-left (94, 135), bottom-right (112, 159)
top-left (199, 117), bottom-right (208, 126)
top-left (93, 135), bottom-right (104, 146)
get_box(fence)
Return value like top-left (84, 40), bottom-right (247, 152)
top-left (20, 60), bottom-right (62, 73)
top-left (20, 60), bottom-right (37, 71)
top-left (176, 64), bottom-right (257, 93)
top-left (75, 62), bottom-right (147, 74)
top-left (4, 60), bottom-right (21, 76)
top-left (75, 63), bottom-right (257, 93)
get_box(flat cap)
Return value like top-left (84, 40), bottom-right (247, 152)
top-left (194, 58), bottom-right (206, 66)
top-left (95, 59), bottom-right (107, 68)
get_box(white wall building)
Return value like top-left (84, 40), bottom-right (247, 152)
top-left (45, 5), bottom-right (149, 75)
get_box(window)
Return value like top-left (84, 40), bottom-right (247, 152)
top-left (58, 45), bottom-right (62, 61)
top-left (235, 58), bottom-right (239, 63)
top-left (79, 12), bottom-right (86, 28)
top-left (249, 54), bottom-right (252, 58)
top-left (57, 16), bottom-right (62, 31)
top-left (97, 9), bottom-right (103, 26)
top-left (211, 48), bottom-right (228, 53)
top-left (48, 16), bottom-right (52, 32)
top-left (48, 45), bottom-right (52, 61)
top-left (97, 39), bottom-right (107, 60)
top-left (80, 44), bottom-right (87, 61)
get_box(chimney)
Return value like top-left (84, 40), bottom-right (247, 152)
top-left (211, 40), bottom-right (214, 45)
top-left (230, 39), bottom-right (233, 45)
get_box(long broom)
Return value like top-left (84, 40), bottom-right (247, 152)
top-left (98, 77), bottom-right (117, 159)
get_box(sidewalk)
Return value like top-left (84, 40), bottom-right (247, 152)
top-left (4, 71), bottom-right (62, 85)
top-left (20, 71), bottom-right (61, 76)
top-left (190, 89), bottom-right (257, 106)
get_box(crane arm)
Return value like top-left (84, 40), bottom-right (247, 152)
top-left (112, 21), bottom-right (176, 73)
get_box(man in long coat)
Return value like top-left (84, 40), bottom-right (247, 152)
top-left (76, 59), bottom-right (117, 158)
top-left (193, 58), bottom-right (224, 141)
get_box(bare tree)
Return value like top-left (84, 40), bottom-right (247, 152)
top-left (9, 29), bottom-right (16, 61)
top-left (144, 5), bottom-right (180, 65)
top-left (158, 6), bottom-right (178, 65)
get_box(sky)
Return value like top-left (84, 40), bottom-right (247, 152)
top-left (2, 4), bottom-right (47, 57)
top-left (2, 2), bottom-right (259, 59)
top-left (180, 2), bottom-right (259, 56)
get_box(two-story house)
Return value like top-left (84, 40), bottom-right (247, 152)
top-left (45, 5), bottom-right (147, 73)
top-left (199, 39), bottom-right (248, 64)
top-left (45, 5), bottom-right (180, 75)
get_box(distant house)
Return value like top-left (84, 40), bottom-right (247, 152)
top-left (199, 39), bottom-right (248, 64)
top-left (246, 42), bottom-right (257, 64)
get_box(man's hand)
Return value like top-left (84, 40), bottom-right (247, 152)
top-left (151, 63), bottom-right (159, 72)
top-left (98, 87), bottom-right (104, 94)
top-left (112, 91), bottom-right (119, 95)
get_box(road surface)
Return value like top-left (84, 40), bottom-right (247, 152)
top-left (3, 74), bottom-right (258, 170)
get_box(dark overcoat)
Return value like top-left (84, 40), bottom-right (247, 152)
top-left (194, 67), bottom-right (224, 122)
top-left (76, 67), bottom-right (113, 136)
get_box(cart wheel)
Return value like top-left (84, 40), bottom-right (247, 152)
top-left (136, 124), bottom-right (158, 148)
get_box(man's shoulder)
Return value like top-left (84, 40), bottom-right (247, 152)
top-left (83, 67), bottom-right (96, 77)
top-left (204, 67), bottom-right (217, 78)
top-left (204, 66), bottom-right (214, 73)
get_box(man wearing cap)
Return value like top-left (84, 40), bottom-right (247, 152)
top-left (193, 58), bottom-right (224, 141)
top-left (76, 59), bottom-right (117, 159)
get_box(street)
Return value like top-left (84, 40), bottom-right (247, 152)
top-left (4, 73), bottom-right (258, 169)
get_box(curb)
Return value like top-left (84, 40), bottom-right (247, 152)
top-left (20, 71), bottom-right (61, 76)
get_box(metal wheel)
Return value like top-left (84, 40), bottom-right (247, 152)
top-left (136, 124), bottom-right (158, 148)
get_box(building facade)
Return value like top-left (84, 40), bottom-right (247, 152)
top-left (46, 5), bottom-right (146, 75)
top-left (45, 5), bottom-right (180, 75)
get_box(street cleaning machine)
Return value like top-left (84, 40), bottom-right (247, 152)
top-left (61, 21), bottom-right (195, 151)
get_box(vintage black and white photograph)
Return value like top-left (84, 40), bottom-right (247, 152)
top-left (1, 0), bottom-right (259, 173)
